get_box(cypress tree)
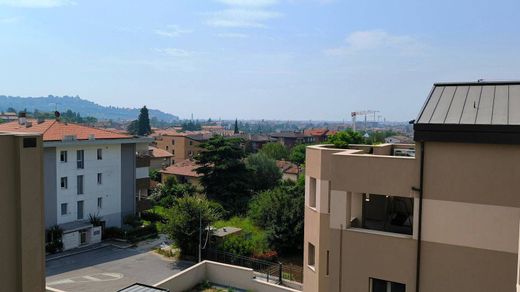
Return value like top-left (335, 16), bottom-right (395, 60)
top-left (234, 118), bottom-right (239, 134)
top-left (137, 106), bottom-right (152, 136)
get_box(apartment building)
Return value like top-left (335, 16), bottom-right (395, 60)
top-left (152, 130), bottom-right (212, 163)
top-left (303, 81), bottom-right (520, 292)
top-left (0, 132), bottom-right (45, 292)
top-left (0, 118), bottom-right (152, 250)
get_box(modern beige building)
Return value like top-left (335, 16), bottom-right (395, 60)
top-left (0, 132), bottom-right (45, 292)
top-left (303, 81), bottom-right (520, 292)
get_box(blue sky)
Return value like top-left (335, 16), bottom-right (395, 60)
top-left (1, 0), bottom-right (520, 121)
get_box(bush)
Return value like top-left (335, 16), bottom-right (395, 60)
top-left (213, 217), bottom-right (268, 257)
top-left (45, 225), bottom-right (63, 254)
top-left (141, 210), bottom-right (167, 223)
top-left (123, 214), bottom-right (143, 228)
top-left (103, 227), bottom-right (123, 239)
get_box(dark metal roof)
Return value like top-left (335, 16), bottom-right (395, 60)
top-left (118, 283), bottom-right (169, 292)
top-left (414, 81), bottom-right (520, 144)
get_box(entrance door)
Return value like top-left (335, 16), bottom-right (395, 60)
top-left (80, 230), bottom-right (87, 245)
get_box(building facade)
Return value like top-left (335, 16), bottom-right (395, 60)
top-left (0, 132), bottom-right (45, 292)
top-left (303, 81), bottom-right (520, 292)
top-left (152, 130), bottom-right (211, 164)
top-left (0, 119), bottom-right (151, 250)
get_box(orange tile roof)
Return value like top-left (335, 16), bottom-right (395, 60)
top-left (149, 146), bottom-right (173, 158)
top-left (0, 119), bottom-right (131, 141)
top-left (304, 128), bottom-right (329, 136)
top-left (276, 160), bottom-right (301, 175)
top-left (160, 159), bottom-right (201, 177)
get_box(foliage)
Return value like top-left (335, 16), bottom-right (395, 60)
top-left (89, 214), bottom-right (103, 227)
top-left (325, 129), bottom-right (366, 148)
top-left (138, 106), bottom-right (152, 136)
top-left (127, 120), bottom-right (139, 135)
top-left (248, 177), bottom-right (305, 253)
top-left (213, 217), bottom-right (269, 256)
top-left (102, 225), bottom-right (157, 243)
top-left (45, 225), bottom-right (63, 254)
top-left (289, 144), bottom-right (307, 165)
top-left (181, 120), bottom-right (202, 131)
top-left (164, 195), bottom-right (223, 256)
top-left (195, 136), bottom-right (252, 215)
top-left (367, 129), bottom-right (400, 144)
top-left (123, 214), bottom-right (143, 228)
top-left (245, 153), bottom-right (281, 192)
top-left (141, 210), bottom-right (167, 223)
top-left (259, 142), bottom-right (289, 161)
top-left (149, 169), bottom-right (161, 182)
top-left (234, 118), bottom-right (239, 134)
top-left (150, 176), bottom-right (197, 208)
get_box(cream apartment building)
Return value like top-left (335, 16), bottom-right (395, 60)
top-left (303, 81), bottom-right (520, 292)
top-left (152, 130), bottom-right (212, 163)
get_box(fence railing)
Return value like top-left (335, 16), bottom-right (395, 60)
top-left (202, 248), bottom-right (303, 284)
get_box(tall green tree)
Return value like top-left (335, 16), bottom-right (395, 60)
top-left (245, 153), bottom-right (282, 192)
top-left (195, 136), bottom-right (252, 215)
top-left (259, 142), bottom-right (289, 161)
top-left (248, 177), bottom-right (305, 253)
top-left (165, 195), bottom-right (223, 256)
top-left (127, 120), bottom-right (139, 135)
top-left (234, 118), bottom-right (239, 134)
top-left (137, 106), bottom-right (152, 136)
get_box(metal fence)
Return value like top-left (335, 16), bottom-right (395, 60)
top-left (203, 248), bottom-right (303, 284)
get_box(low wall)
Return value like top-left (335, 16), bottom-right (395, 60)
top-left (155, 261), bottom-right (301, 292)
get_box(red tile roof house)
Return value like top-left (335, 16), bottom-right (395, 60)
top-left (149, 146), bottom-right (174, 170)
top-left (303, 128), bottom-right (336, 143)
top-left (0, 118), bottom-right (153, 251)
top-left (276, 160), bottom-right (302, 181)
top-left (159, 159), bottom-right (202, 187)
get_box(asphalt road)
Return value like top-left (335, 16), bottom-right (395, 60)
top-left (46, 245), bottom-right (193, 292)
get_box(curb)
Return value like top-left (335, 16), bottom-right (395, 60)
top-left (45, 243), bottom-right (112, 262)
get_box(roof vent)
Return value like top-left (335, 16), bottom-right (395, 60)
top-left (25, 121), bottom-right (32, 128)
top-left (18, 112), bottom-right (27, 125)
top-left (37, 118), bottom-right (45, 124)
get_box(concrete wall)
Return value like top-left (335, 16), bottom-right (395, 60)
top-left (156, 261), bottom-right (300, 292)
top-left (44, 147), bottom-right (57, 228)
top-left (121, 143), bottom-right (136, 222)
top-left (0, 133), bottom-right (45, 292)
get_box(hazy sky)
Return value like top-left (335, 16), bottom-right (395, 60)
top-left (1, 0), bottom-right (520, 121)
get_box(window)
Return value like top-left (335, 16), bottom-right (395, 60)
top-left (60, 177), bottom-right (68, 189)
top-left (362, 194), bottom-right (413, 235)
top-left (309, 177), bottom-right (317, 208)
top-left (77, 175), bottom-right (84, 195)
top-left (61, 203), bottom-right (67, 215)
top-left (172, 150), bottom-right (175, 155)
top-left (97, 148), bottom-right (103, 160)
top-left (76, 150), bottom-right (84, 169)
top-left (166, 146), bottom-right (169, 151)
top-left (308, 242), bottom-right (315, 269)
top-left (326, 250), bottom-right (330, 276)
top-left (97, 173), bottom-right (102, 184)
top-left (370, 278), bottom-right (405, 292)
top-left (189, 141), bottom-right (193, 146)
top-left (97, 197), bottom-right (103, 209)
top-left (77, 201), bottom-right (84, 220)
top-left (60, 151), bottom-right (68, 162)
top-left (171, 139), bottom-right (175, 145)
top-left (23, 137), bottom-right (36, 148)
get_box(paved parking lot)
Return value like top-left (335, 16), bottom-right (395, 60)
top-left (46, 245), bottom-right (193, 292)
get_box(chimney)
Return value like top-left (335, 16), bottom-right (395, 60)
top-left (54, 111), bottom-right (61, 121)
top-left (18, 112), bottom-right (27, 125)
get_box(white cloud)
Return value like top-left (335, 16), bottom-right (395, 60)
top-left (325, 30), bottom-right (425, 56)
top-left (206, 9), bottom-right (282, 28)
top-left (216, 32), bottom-right (249, 38)
top-left (154, 48), bottom-right (196, 58)
top-left (0, 0), bottom-right (74, 8)
top-left (0, 16), bottom-right (18, 23)
top-left (154, 25), bottom-right (192, 38)
top-left (216, 0), bottom-right (278, 7)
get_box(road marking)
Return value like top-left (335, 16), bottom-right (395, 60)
top-left (47, 273), bottom-right (124, 286)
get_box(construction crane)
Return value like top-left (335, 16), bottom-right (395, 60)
top-left (351, 110), bottom-right (379, 132)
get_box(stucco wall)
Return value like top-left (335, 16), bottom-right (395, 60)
top-left (44, 147), bottom-right (57, 228)
top-left (121, 143), bottom-right (136, 222)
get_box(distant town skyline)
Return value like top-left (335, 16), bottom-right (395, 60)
top-left (1, 0), bottom-right (520, 121)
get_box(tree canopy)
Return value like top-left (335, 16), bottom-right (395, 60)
top-left (137, 106), bottom-right (152, 136)
top-left (248, 176), bottom-right (305, 253)
top-left (326, 129), bottom-right (366, 148)
top-left (289, 144), bottom-right (307, 165)
top-left (245, 153), bottom-right (282, 192)
top-left (164, 195), bottom-right (223, 256)
top-left (259, 142), bottom-right (289, 161)
top-left (195, 136), bottom-right (252, 215)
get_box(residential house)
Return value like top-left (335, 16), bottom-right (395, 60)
top-left (0, 132), bottom-right (45, 292)
top-left (244, 134), bottom-right (275, 152)
top-left (304, 128), bottom-right (336, 143)
top-left (276, 160), bottom-right (302, 181)
top-left (385, 135), bottom-right (414, 144)
top-left (303, 81), bottom-right (520, 292)
top-left (160, 159), bottom-right (202, 187)
top-left (152, 130), bottom-right (212, 164)
top-left (149, 146), bottom-right (173, 170)
top-left (0, 111), bottom-right (18, 121)
top-left (270, 131), bottom-right (315, 148)
top-left (0, 118), bottom-right (152, 250)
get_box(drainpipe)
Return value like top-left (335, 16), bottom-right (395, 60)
top-left (415, 141), bottom-right (425, 292)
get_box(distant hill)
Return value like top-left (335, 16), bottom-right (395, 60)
top-left (0, 95), bottom-right (179, 122)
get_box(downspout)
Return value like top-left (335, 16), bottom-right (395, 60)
top-left (415, 141), bottom-right (425, 292)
